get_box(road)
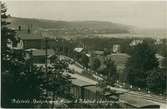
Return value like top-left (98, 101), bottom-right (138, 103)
top-left (67, 73), bottom-right (98, 85)
top-left (69, 64), bottom-right (83, 74)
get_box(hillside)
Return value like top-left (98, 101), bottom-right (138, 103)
top-left (8, 17), bottom-right (131, 37)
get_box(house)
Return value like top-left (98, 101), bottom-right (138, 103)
top-left (113, 44), bottom-right (120, 53)
top-left (6, 29), bottom-right (24, 49)
top-left (70, 78), bottom-right (95, 99)
top-left (155, 54), bottom-right (165, 68)
top-left (18, 33), bottom-right (45, 49)
top-left (6, 39), bottom-right (13, 49)
top-left (32, 49), bottom-right (55, 64)
top-left (16, 38), bottom-right (24, 49)
top-left (74, 47), bottom-right (84, 53)
top-left (15, 25), bottom-right (46, 49)
top-left (25, 49), bottom-right (55, 66)
top-left (155, 38), bottom-right (162, 45)
top-left (129, 39), bottom-right (143, 46)
top-left (73, 47), bottom-right (85, 60)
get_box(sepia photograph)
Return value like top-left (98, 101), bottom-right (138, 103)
top-left (1, 0), bottom-right (167, 108)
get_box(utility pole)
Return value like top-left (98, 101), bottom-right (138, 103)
top-left (41, 30), bottom-right (48, 73)
top-left (45, 37), bottom-right (48, 73)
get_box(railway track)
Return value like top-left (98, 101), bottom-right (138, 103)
top-left (128, 91), bottom-right (167, 104)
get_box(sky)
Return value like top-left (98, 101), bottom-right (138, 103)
top-left (5, 1), bottom-right (167, 29)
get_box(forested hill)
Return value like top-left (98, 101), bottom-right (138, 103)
top-left (8, 17), bottom-right (131, 34)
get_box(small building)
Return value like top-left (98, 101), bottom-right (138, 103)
top-left (155, 53), bottom-right (165, 68)
top-left (113, 44), bottom-right (120, 53)
top-left (83, 85), bottom-right (104, 100)
top-left (25, 49), bottom-right (55, 65)
top-left (74, 47), bottom-right (84, 53)
top-left (6, 39), bottom-right (13, 49)
top-left (21, 34), bottom-right (45, 49)
top-left (16, 38), bottom-right (24, 49)
top-left (32, 49), bottom-right (55, 64)
top-left (70, 78), bottom-right (95, 99)
top-left (73, 47), bottom-right (85, 60)
top-left (129, 39), bottom-right (143, 46)
top-left (155, 38), bottom-right (162, 45)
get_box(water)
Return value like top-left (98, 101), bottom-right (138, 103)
top-left (94, 33), bottom-right (167, 39)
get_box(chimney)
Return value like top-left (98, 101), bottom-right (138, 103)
top-left (18, 25), bottom-right (21, 31)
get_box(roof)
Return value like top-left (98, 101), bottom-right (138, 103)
top-left (21, 35), bottom-right (43, 40)
top-left (17, 32), bottom-right (43, 40)
top-left (94, 50), bottom-right (104, 55)
top-left (68, 73), bottom-right (98, 85)
top-left (155, 53), bottom-right (165, 60)
top-left (32, 49), bottom-right (55, 56)
top-left (74, 48), bottom-right (84, 53)
top-left (86, 53), bottom-right (91, 57)
top-left (120, 94), bottom-right (159, 108)
top-left (129, 40), bottom-right (143, 46)
top-left (71, 78), bottom-right (94, 87)
top-left (107, 85), bottom-right (128, 94)
top-left (84, 85), bottom-right (103, 93)
top-left (25, 48), bottom-right (37, 52)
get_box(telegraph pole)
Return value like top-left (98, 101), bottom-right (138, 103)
top-left (41, 30), bottom-right (48, 73)
top-left (45, 37), bottom-right (48, 73)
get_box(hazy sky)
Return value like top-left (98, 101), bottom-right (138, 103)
top-left (5, 1), bottom-right (167, 29)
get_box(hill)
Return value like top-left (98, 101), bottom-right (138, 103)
top-left (8, 17), bottom-right (131, 39)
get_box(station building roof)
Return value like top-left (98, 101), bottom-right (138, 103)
top-left (71, 78), bottom-right (95, 87)
top-left (120, 93), bottom-right (160, 108)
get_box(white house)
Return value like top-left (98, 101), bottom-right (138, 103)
top-left (113, 44), bottom-right (120, 53)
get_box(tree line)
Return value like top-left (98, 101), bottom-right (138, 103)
top-left (1, 3), bottom-right (72, 108)
top-left (125, 41), bottom-right (166, 94)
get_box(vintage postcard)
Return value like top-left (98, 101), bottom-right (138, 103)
top-left (1, 0), bottom-right (167, 108)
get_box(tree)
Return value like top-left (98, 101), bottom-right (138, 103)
top-left (41, 56), bottom-right (73, 107)
top-left (161, 39), bottom-right (167, 69)
top-left (80, 54), bottom-right (89, 68)
top-left (90, 57), bottom-right (101, 71)
top-left (159, 39), bottom-right (167, 57)
top-left (2, 51), bottom-right (42, 108)
top-left (125, 41), bottom-right (159, 88)
top-left (1, 3), bottom-right (41, 107)
top-left (104, 48), bottom-right (111, 56)
top-left (1, 3), bottom-right (18, 107)
top-left (161, 57), bottom-right (167, 69)
top-left (103, 59), bottom-right (117, 85)
top-left (146, 68), bottom-right (166, 93)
